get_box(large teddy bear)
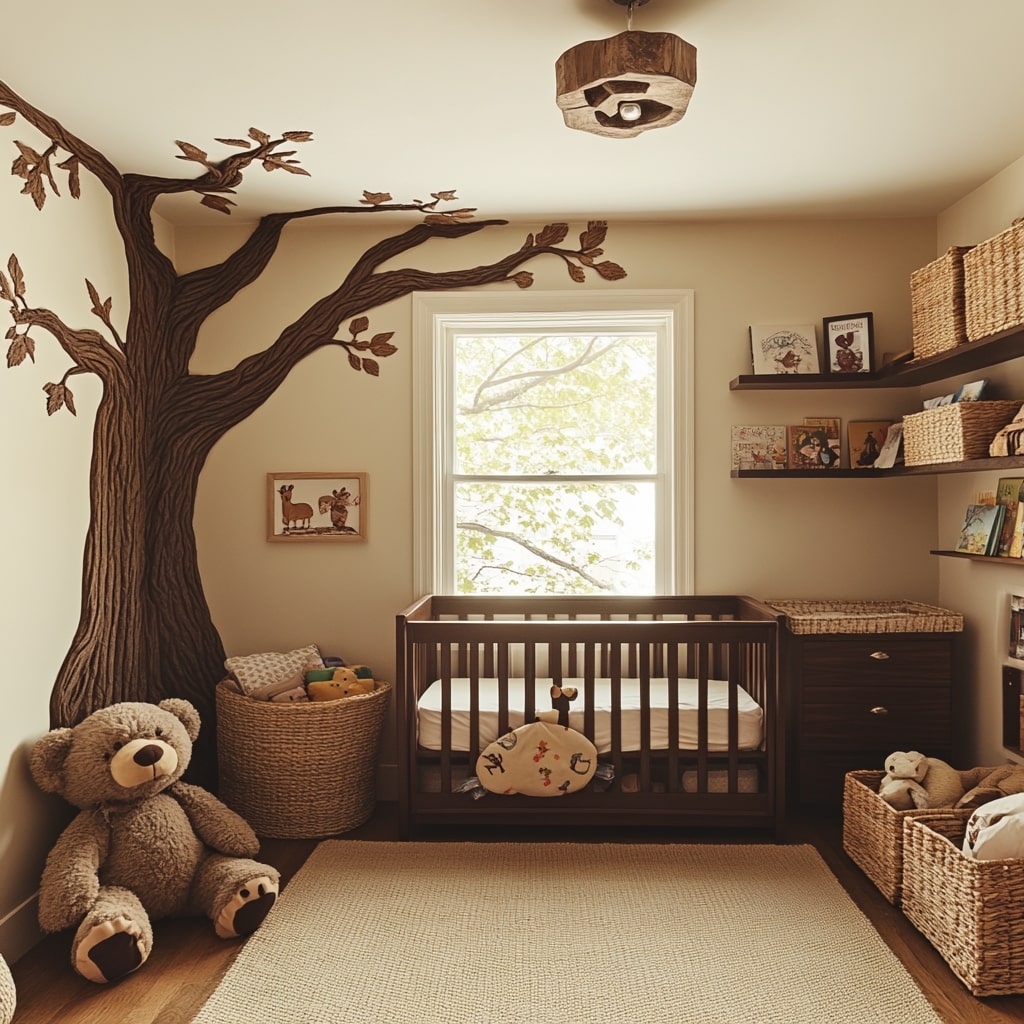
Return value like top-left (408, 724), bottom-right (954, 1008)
top-left (30, 699), bottom-right (280, 984)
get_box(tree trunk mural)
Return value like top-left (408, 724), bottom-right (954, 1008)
top-left (1, 79), bottom-right (626, 782)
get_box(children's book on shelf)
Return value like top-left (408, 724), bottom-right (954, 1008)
top-left (730, 425), bottom-right (787, 470)
top-left (873, 422), bottom-right (904, 469)
top-left (1011, 595), bottom-right (1024, 658)
top-left (802, 417), bottom-right (841, 465)
top-left (749, 324), bottom-right (819, 375)
top-left (995, 477), bottom-right (1024, 556)
top-left (847, 420), bottom-right (892, 469)
top-left (787, 424), bottom-right (840, 469)
top-left (955, 503), bottom-right (1005, 556)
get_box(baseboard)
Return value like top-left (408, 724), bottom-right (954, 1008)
top-left (0, 891), bottom-right (42, 964)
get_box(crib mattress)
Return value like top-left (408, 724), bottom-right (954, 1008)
top-left (416, 677), bottom-right (764, 754)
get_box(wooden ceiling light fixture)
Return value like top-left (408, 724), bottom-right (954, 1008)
top-left (556, 0), bottom-right (697, 138)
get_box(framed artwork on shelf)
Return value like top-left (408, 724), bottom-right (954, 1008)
top-left (787, 424), bottom-right (840, 469)
top-left (267, 471), bottom-right (367, 542)
top-left (847, 420), bottom-right (892, 469)
top-left (802, 416), bottom-right (841, 465)
top-left (823, 312), bottom-right (874, 374)
top-left (730, 424), bottom-right (787, 470)
top-left (749, 324), bottom-right (819, 375)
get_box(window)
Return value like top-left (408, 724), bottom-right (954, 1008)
top-left (413, 290), bottom-right (693, 595)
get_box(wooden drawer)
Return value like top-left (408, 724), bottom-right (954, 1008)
top-left (797, 637), bottom-right (952, 688)
top-left (800, 685), bottom-right (950, 751)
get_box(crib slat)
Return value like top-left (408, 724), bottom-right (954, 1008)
top-left (638, 642), bottom-right (652, 793)
top-left (440, 642), bottom-right (453, 793)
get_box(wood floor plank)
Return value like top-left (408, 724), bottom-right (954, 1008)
top-left (8, 806), bottom-right (1024, 1023)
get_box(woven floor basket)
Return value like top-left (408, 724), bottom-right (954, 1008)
top-left (964, 219), bottom-right (1024, 342)
top-left (902, 813), bottom-right (1024, 996)
top-left (842, 769), bottom-right (986, 905)
top-left (911, 246), bottom-right (972, 359)
top-left (216, 681), bottom-right (391, 839)
top-left (902, 400), bottom-right (1022, 465)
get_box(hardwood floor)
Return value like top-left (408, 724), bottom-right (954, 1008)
top-left (9, 803), bottom-right (1024, 1023)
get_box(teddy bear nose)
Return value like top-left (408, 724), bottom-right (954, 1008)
top-left (133, 744), bottom-right (165, 768)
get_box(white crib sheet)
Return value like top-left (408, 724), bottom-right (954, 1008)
top-left (416, 677), bottom-right (763, 753)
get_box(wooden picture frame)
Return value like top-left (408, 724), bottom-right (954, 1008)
top-left (749, 324), bottom-right (819, 375)
top-left (267, 472), bottom-right (367, 542)
top-left (823, 312), bottom-right (874, 374)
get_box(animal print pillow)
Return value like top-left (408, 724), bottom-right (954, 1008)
top-left (225, 644), bottom-right (324, 697)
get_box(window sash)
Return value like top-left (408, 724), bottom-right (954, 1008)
top-left (413, 290), bottom-right (694, 596)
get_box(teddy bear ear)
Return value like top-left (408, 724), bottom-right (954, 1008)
top-left (29, 728), bottom-right (75, 794)
top-left (158, 698), bottom-right (201, 742)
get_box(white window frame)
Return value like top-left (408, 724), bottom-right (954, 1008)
top-left (412, 289), bottom-right (694, 595)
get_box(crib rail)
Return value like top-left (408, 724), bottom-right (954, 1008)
top-left (396, 595), bottom-right (784, 836)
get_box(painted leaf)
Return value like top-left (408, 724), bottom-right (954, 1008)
top-left (579, 221), bottom-right (608, 251)
top-left (361, 191), bottom-right (392, 206)
top-left (0, 112), bottom-right (15, 127)
top-left (7, 255), bottom-right (24, 297)
top-left (0, 270), bottom-right (13, 303)
top-left (43, 381), bottom-right (76, 416)
top-left (282, 131), bottom-right (313, 142)
top-left (511, 271), bottom-right (534, 289)
top-left (594, 261), bottom-right (627, 281)
top-left (21, 176), bottom-right (46, 210)
top-left (14, 140), bottom-right (41, 163)
top-left (57, 156), bottom-right (81, 199)
top-left (369, 333), bottom-right (397, 358)
top-left (431, 190), bottom-right (458, 202)
top-left (362, 358), bottom-right (380, 377)
top-left (200, 194), bottom-right (236, 215)
top-left (536, 223), bottom-right (569, 247)
top-left (175, 141), bottom-right (209, 164)
top-left (214, 138), bottom-right (254, 149)
top-left (567, 264), bottom-right (586, 283)
top-left (347, 353), bottom-right (362, 372)
top-left (7, 335), bottom-right (35, 367)
top-left (248, 127), bottom-right (271, 145)
top-left (349, 316), bottom-right (369, 336)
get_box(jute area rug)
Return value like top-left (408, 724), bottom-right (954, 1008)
top-left (192, 841), bottom-right (942, 1024)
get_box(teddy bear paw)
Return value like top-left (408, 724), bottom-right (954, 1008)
top-left (214, 875), bottom-right (279, 939)
top-left (75, 915), bottom-right (147, 984)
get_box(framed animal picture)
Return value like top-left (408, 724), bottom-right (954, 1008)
top-left (267, 471), bottom-right (367, 542)
top-left (823, 312), bottom-right (874, 374)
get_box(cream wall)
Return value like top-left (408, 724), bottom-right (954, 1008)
top-left (936, 153), bottom-right (1024, 767)
top-left (178, 214), bottom-right (940, 796)
top-left (0, 127), bottom-right (131, 958)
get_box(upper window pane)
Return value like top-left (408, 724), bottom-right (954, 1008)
top-left (454, 332), bottom-right (658, 476)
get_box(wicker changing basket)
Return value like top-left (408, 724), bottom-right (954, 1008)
top-left (216, 680), bottom-right (391, 838)
top-left (911, 246), bottom-right (973, 359)
top-left (768, 599), bottom-right (962, 635)
top-left (902, 399), bottom-right (1022, 466)
top-left (902, 813), bottom-right (1024, 996)
top-left (964, 219), bottom-right (1024, 342)
top-left (842, 769), bottom-right (986, 905)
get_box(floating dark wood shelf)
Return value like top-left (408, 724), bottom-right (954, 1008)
top-left (732, 455), bottom-right (1024, 478)
top-left (931, 549), bottom-right (1024, 564)
top-left (729, 325), bottom-right (1024, 390)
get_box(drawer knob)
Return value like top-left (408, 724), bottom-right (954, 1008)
top-left (869, 651), bottom-right (890, 661)
top-left (869, 706), bottom-right (889, 715)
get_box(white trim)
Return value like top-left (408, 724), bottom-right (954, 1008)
top-left (412, 290), bottom-right (694, 595)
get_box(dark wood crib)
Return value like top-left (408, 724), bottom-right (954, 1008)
top-left (395, 594), bottom-right (786, 839)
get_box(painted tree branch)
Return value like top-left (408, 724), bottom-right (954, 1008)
top-left (0, 77), bottom-right (626, 785)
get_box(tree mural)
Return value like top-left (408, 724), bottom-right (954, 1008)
top-left (0, 78), bottom-right (625, 778)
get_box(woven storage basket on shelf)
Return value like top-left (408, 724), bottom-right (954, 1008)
top-left (964, 219), bottom-right (1024, 342)
top-left (910, 246), bottom-right (973, 359)
top-left (842, 769), bottom-right (982, 905)
top-left (902, 399), bottom-right (1022, 466)
top-left (767, 599), bottom-right (962, 635)
top-left (902, 813), bottom-right (1024, 996)
top-left (216, 680), bottom-right (391, 839)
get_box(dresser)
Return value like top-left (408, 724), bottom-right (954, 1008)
top-left (769, 600), bottom-right (964, 807)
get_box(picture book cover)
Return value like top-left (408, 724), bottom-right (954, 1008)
top-left (995, 476), bottom-right (1024, 556)
top-left (873, 422), bottom-right (904, 469)
top-left (787, 424), bottom-right (840, 469)
top-left (848, 420), bottom-right (891, 469)
top-left (802, 416), bottom-right (841, 466)
top-left (731, 425), bottom-right (787, 470)
top-left (956, 503), bottom-right (1004, 555)
top-left (749, 324), bottom-right (820, 375)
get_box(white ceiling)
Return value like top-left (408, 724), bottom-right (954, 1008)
top-left (4, 0), bottom-right (1024, 226)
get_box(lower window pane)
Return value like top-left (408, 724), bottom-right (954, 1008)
top-left (454, 481), bottom-right (655, 594)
